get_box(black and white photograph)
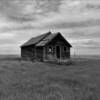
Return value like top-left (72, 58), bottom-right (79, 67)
top-left (0, 0), bottom-right (99, 99)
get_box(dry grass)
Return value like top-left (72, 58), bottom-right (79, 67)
top-left (0, 55), bottom-right (99, 100)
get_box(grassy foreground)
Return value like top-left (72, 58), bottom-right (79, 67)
top-left (0, 55), bottom-right (99, 100)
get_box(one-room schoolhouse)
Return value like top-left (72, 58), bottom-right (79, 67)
top-left (21, 32), bottom-right (72, 61)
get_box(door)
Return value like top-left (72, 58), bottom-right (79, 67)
top-left (56, 46), bottom-right (60, 59)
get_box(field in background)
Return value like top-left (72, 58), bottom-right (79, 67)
top-left (0, 55), bottom-right (99, 99)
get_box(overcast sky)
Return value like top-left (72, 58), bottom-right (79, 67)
top-left (0, 0), bottom-right (100, 55)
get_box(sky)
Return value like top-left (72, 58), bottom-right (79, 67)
top-left (0, 0), bottom-right (100, 55)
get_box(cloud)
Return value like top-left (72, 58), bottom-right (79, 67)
top-left (39, 19), bottom-right (100, 29)
top-left (71, 38), bottom-right (100, 47)
top-left (0, 33), bottom-right (15, 39)
top-left (0, 0), bottom-right (61, 22)
top-left (0, 0), bottom-right (100, 55)
top-left (62, 26), bottom-right (100, 39)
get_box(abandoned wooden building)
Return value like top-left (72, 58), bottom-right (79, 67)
top-left (20, 32), bottom-right (72, 61)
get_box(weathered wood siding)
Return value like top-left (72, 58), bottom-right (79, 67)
top-left (44, 46), bottom-right (56, 61)
top-left (21, 45), bottom-right (35, 61)
top-left (36, 47), bottom-right (43, 61)
top-left (44, 35), bottom-right (71, 61)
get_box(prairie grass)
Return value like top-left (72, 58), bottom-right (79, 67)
top-left (0, 55), bottom-right (99, 100)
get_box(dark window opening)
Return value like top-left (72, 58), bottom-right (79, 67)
top-left (64, 46), bottom-right (68, 52)
top-left (56, 46), bottom-right (60, 59)
top-left (64, 46), bottom-right (66, 52)
top-left (48, 46), bottom-right (52, 52)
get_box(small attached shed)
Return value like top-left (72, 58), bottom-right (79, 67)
top-left (20, 32), bottom-right (72, 61)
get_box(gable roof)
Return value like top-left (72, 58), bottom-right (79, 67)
top-left (21, 32), bottom-right (51, 47)
top-left (21, 32), bottom-right (72, 47)
top-left (36, 33), bottom-right (58, 46)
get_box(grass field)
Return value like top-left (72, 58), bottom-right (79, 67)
top-left (0, 55), bottom-right (99, 100)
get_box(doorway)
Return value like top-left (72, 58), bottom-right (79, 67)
top-left (56, 46), bottom-right (60, 59)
